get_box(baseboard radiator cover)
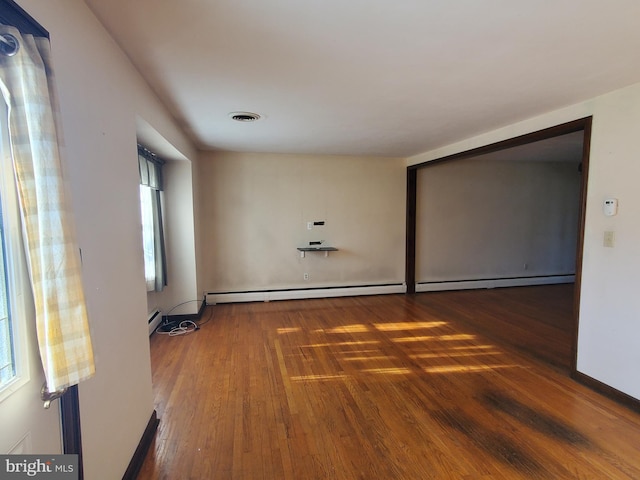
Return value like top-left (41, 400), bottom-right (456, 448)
top-left (206, 283), bottom-right (406, 304)
top-left (147, 308), bottom-right (162, 336)
top-left (416, 274), bottom-right (575, 292)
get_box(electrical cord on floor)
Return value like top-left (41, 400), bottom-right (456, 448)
top-left (157, 320), bottom-right (199, 336)
top-left (195, 305), bottom-right (214, 328)
top-left (156, 299), bottom-right (214, 336)
top-left (165, 299), bottom-right (203, 316)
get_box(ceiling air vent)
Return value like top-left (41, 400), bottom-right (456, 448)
top-left (229, 111), bottom-right (261, 122)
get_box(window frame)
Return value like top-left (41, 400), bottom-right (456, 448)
top-left (138, 145), bottom-right (167, 292)
top-left (0, 104), bottom-right (33, 402)
top-left (139, 183), bottom-right (157, 291)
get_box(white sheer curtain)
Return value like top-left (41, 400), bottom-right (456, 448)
top-left (0, 26), bottom-right (95, 392)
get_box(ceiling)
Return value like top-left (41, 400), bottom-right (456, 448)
top-left (84, 1), bottom-right (640, 158)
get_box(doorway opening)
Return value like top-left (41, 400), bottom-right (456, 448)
top-left (406, 117), bottom-right (592, 374)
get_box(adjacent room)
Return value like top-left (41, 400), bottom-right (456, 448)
top-left (2, 1), bottom-right (640, 479)
top-left (412, 129), bottom-right (585, 371)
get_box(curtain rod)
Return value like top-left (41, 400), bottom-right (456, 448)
top-left (138, 144), bottom-right (166, 165)
top-left (0, 33), bottom-right (19, 56)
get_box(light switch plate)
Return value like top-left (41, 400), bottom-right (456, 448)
top-left (603, 231), bottom-right (615, 248)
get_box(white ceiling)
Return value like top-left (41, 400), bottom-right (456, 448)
top-left (84, 0), bottom-right (640, 158)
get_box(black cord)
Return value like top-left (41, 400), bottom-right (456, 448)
top-left (165, 299), bottom-right (203, 317)
top-left (158, 299), bottom-right (213, 335)
top-left (195, 305), bottom-right (214, 327)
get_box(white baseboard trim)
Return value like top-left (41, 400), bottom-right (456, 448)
top-left (206, 283), bottom-right (407, 304)
top-left (416, 275), bottom-right (575, 292)
top-left (148, 309), bottom-right (163, 336)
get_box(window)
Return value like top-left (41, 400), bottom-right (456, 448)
top-left (139, 183), bottom-right (157, 289)
top-left (0, 12), bottom-right (94, 397)
top-left (0, 208), bottom-right (15, 389)
top-left (138, 145), bottom-right (167, 292)
top-left (0, 100), bottom-right (30, 398)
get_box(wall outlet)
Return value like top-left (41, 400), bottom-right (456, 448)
top-left (303, 273), bottom-right (310, 280)
top-left (307, 222), bottom-right (313, 230)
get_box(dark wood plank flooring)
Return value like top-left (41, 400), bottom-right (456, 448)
top-left (412, 284), bottom-right (575, 369)
top-left (137, 285), bottom-right (640, 479)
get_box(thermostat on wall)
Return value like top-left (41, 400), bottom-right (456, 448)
top-left (603, 198), bottom-right (618, 216)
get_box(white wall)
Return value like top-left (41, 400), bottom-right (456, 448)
top-left (577, 86), bottom-right (640, 398)
top-left (16, 1), bottom-right (196, 478)
top-left (416, 159), bottom-right (581, 284)
top-left (197, 152), bottom-right (406, 294)
top-left (409, 81), bottom-right (640, 401)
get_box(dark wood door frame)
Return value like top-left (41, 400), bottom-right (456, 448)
top-left (60, 387), bottom-right (84, 479)
top-left (405, 117), bottom-right (592, 377)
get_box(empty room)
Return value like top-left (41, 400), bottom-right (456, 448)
top-left (2, 1), bottom-right (640, 479)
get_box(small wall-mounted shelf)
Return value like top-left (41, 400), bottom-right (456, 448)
top-left (297, 246), bottom-right (338, 258)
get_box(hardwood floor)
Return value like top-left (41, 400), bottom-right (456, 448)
top-left (411, 284), bottom-right (575, 370)
top-left (137, 285), bottom-right (640, 479)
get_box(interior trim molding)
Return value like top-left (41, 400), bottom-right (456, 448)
top-left (405, 117), bottom-right (592, 295)
top-left (407, 117), bottom-right (590, 171)
top-left (206, 283), bottom-right (406, 304)
top-left (60, 386), bottom-right (83, 480)
top-left (122, 410), bottom-right (159, 480)
top-left (573, 371), bottom-right (640, 414)
top-left (571, 117), bottom-right (592, 373)
top-left (416, 275), bottom-right (575, 292)
top-left (405, 168), bottom-right (417, 294)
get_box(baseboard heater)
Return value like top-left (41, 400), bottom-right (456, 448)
top-left (147, 308), bottom-right (162, 336)
top-left (416, 274), bottom-right (575, 292)
top-left (206, 283), bottom-right (406, 304)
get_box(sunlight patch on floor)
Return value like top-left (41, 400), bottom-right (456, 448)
top-left (320, 324), bottom-right (370, 334)
top-left (362, 367), bottom-right (412, 375)
top-left (373, 321), bottom-right (447, 331)
top-left (290, 374), bottom-right (347, 382)
top-left (343, 355), bottom-right (396, 362)
top-left (448, 344), bottom-right (496, 351)
top-left (301, 340), bottom-right (381, 348)
top-left (392, 333), bottom-right (476, 343)
top-left (423, 364), bottom-right (520, 374)
top-left (277, 327), bottom-right (302, 334)
top-left (410, 351), bottom-right (502, 360)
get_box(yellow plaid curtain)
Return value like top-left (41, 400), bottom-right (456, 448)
top-left (0, 27), bottom-right (95, 391)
